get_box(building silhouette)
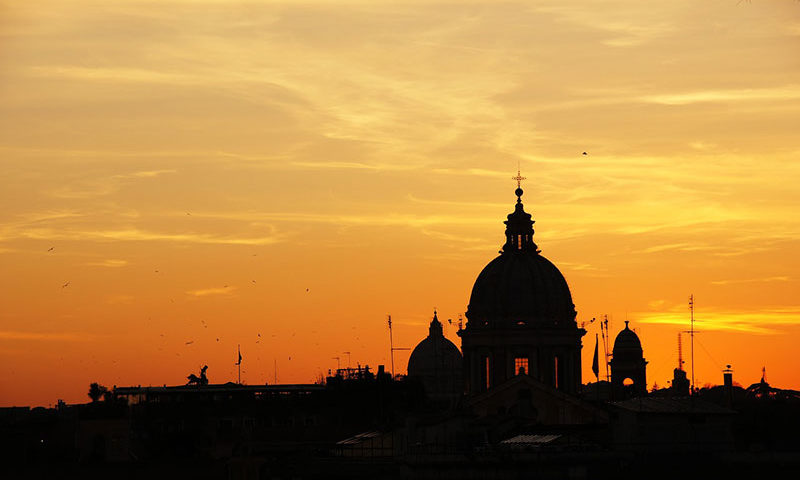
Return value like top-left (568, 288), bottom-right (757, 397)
top-left (459, 185), bottom-right (585, 397)
top-left (609, 321), bottom-right (648, 399)
top-left (406, 311), bottom-right (462, 404)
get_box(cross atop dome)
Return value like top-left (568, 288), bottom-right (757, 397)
top-left (512, 168), bottom-right (526, 189)
top-left (512, 164), bottom-right (526, 203)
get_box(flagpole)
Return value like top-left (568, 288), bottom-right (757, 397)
top-left (237, 344), bottom-right (242, 384)
top-left (593, 334), bottom-right (599, 382)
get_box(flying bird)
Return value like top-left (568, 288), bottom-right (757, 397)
top-left (62, 281), bottom-right (70, 288)
top-left (47, 247), bottom-right (54, 252)
top-left (185, 341), bottom-right (194, 345)
top-left (582, 152), bottom-right (588, 156)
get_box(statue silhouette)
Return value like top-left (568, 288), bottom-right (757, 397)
top-left (187, 365), bottom-right (209, 386)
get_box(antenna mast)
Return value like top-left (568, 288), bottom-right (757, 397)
top-left (343, 351), bottom-right (351, 369)
top-left (689, 294), bottom-right (695, 393)
top-left (600, 314), bottom-right (610, 382)
top-left (388, 315), bottom-right (395, 378)
top-left (677, 333), bottom-right (684, 370)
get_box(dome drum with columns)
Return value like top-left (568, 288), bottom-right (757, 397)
top-left (459, 181), bottom-right (585, 397)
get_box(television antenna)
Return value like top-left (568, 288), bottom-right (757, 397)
top-left (387, 315), bottom-right (409, 378)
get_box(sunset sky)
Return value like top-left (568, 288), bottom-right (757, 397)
top-left (1, 0), bottom-right (799, 407)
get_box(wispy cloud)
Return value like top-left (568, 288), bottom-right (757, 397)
top-left (710, 276), bottom-right (790, 286)
top-left (1, 224), bottom-right (287, 246)
top-left (27, 65), bottom-right (200, 86)
top-left (431, 168), bottom-right (510, 179)
top-left (637, 306), bottom-right (800, 334)
top-left (558, 261), bottom-right (600, 272)
top-left (86, 259), bottom-right (129, 268)
top-left (290, 161), bottom-right (417, 172)
top-left (0, 330), bottom-right (98, 342)
top-left (106, 294), bottom-right (135, 304)
top-left (420, 229), bottom-right (488, 244)
top-left (640, 86), bottom-right (800, 106)
top-left (125, 169), bottom-right (177, 178)
top-left (407, 194), bottom-right (507, 209)
top-left (638, 243), bottom-right (716, 254)
top-left (48, 169), bottom-right (177, 199)
top-left (186, 286), bottom-right (236, 297)
top-left (186, 210), bottom-right (490, 229)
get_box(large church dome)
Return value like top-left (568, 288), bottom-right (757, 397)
top-left (466, 187), bottom-right (577, 328)
top-left (459, 180), bottom-right (586, 397)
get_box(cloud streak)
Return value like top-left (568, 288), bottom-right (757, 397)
top-left (710, 276), bottom-right (790, 286)
top-left (186, 286), bottom-right (236, 297)
top-left (0, 330), bottom-right (98, 342)
top-left (640, 86), bottom-right (800, 106)
top-left (637, 307), bottom-right (800, 335)
top-left (86, 259), bottom-right (129, 268)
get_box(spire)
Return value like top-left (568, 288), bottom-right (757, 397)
top-left (503, 168), bottom-right (539, 254)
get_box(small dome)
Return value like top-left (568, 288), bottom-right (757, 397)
top-left (612, 321), bottom-right (643, 359)
top-left (407, 312), bottom-right (463, 400)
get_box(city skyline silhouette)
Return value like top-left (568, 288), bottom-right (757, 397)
top-left (1, 0), bottom-right (799, 412)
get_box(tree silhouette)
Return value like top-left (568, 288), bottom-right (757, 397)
top-left (88, 382), bottom-right (108, 403)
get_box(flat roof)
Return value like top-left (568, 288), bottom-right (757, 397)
top-left (114, 383), bottom-right (324, 395)
top-left (611, 397), bottom-right (734, 414)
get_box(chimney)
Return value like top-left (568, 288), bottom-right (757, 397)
top-left (723, 364), bottom-right (734, 407)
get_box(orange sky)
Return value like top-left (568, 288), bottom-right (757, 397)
top-left (1, 0), bottom-right (799, 407)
